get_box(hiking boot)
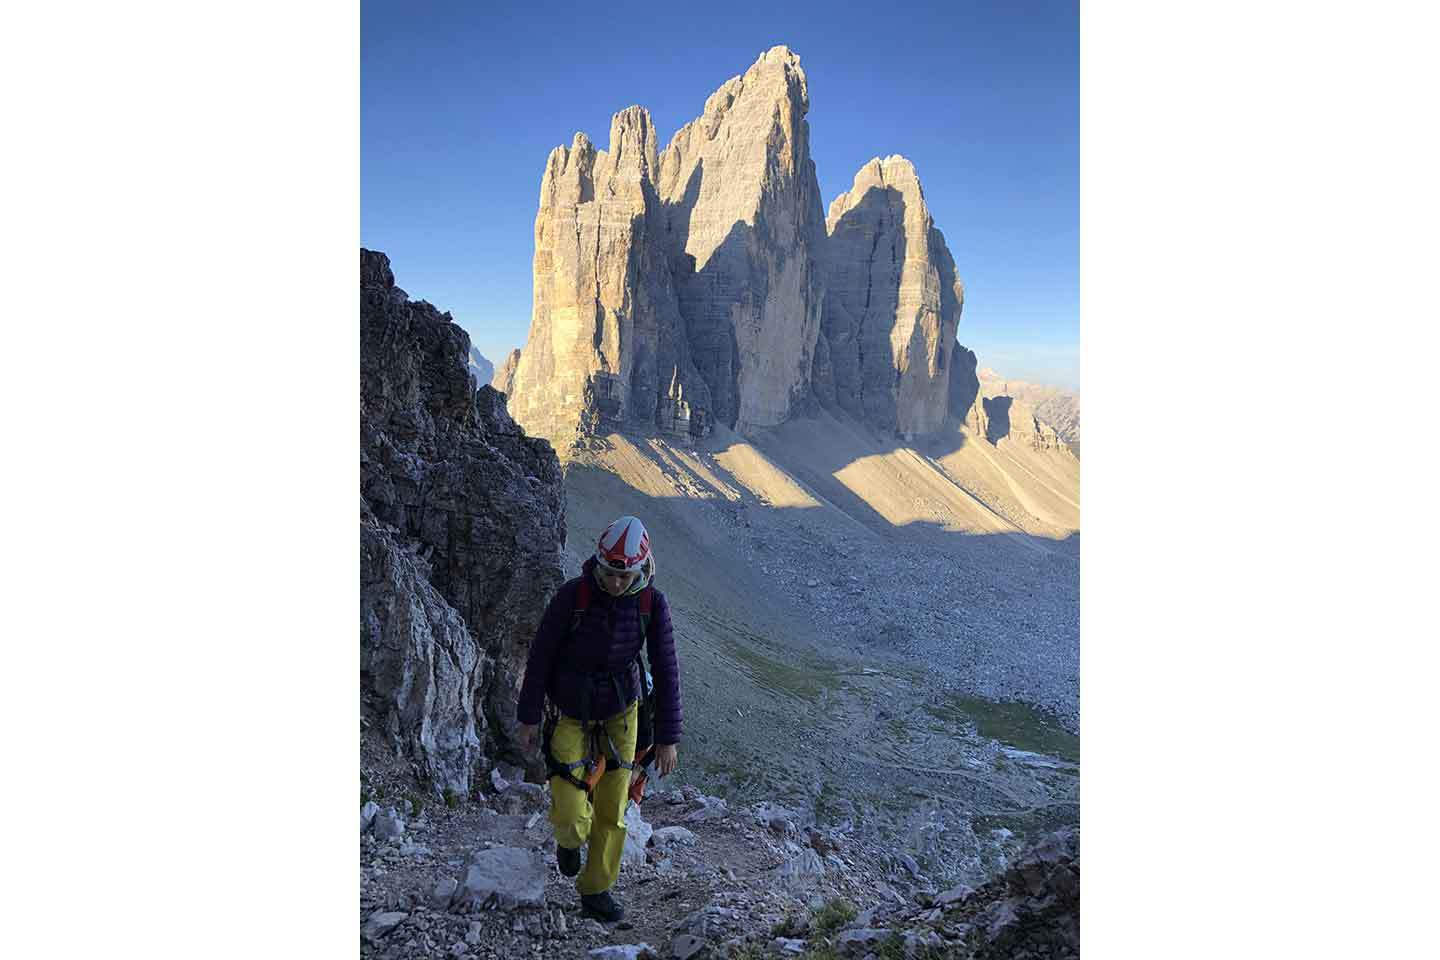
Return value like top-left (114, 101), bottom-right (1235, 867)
top-left (579, 889), bottom-right (625, 923)
top-left (556, 844), bottom-right (582, 878)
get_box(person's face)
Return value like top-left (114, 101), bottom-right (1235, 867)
top-left (597, 567), bottom-right (638, 596)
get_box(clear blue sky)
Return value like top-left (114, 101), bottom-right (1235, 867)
top-left (362, 0), bottom-right (1078, 390)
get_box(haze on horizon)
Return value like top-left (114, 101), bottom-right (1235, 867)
top-left (361, 1), bottom-right (1079, 391)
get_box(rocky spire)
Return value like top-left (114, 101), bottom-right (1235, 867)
top-left (655, 45), bottom-right (827, 433)
top-left (820, 155), bottom-right (965, 438)
top-left (505, 105), bottom-right (711, 448)
top-left (506, 48), bottom-right (969, 446)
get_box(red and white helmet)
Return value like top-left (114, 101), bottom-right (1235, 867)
top-left (596, 515), bottom-right (651, 574)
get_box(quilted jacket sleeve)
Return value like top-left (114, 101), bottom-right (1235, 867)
top-left (645, 588), bottom-right (683, 745)
top-left (516, 579), bottom-right (575, 726)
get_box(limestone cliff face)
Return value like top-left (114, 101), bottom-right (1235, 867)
top-left (508, 46), bottom-right (823, 445)
top-left (505, 107), bottom-right (711, 447)
top-left (493, 348), bottom-right (520, 397)
top-left (655, 45), bottom-right (826, 432)
top-left (821, 156), bottom-right (964, 438)
top-left (507, 47), bottom-right (977, 446)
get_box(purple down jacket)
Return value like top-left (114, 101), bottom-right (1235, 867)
top-left (516, 556), bottom-right (683, 745)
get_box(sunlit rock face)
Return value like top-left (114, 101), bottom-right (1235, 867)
top-left (820, 155), bottom-right (964, 439)
top-left (507, 46), bottom-right (824, 444)
top-left (654, 44), bottom-right (826, 433)
top-left (506, 106), bottom-right (710, 448)
top-left (507, 47), bottom-right (975, 446)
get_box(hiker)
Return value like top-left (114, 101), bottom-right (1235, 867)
top-left (515, 515), bottom-right (683, 923)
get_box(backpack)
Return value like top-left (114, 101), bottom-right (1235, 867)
top-left (540, 574), bottom-right (658, 806)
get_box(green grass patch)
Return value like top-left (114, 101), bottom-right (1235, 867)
top-left (718, 634), bottom-right (839, 704)
top-left (922, 693), bottom-right (1079, 763)
top-left (811, 897), bottom-right (856, 937)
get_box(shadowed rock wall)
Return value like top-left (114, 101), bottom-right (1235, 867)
top-left (361, 249), bottom-right (566, 794)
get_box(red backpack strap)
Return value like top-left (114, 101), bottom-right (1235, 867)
top-left (571, 574), bottom-right (591, 632)
top-left (638, 586), bottom-right (654, 638)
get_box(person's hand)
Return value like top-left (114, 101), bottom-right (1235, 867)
top-left (517, 723), bottom-right (539, 756)
top-left (654, 743), bottom-right (678, 777)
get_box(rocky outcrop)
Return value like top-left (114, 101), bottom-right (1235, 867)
top-left (655, 45), bottom-right (826, 433)
top-left (361, 510), bottom-right (483, 797)
top-left (978, 367), bottom-right (1080, 446)
top-left (821, 156), bottom-right (964, 438)
top-left (949, 342), bottom-right (983, 433)
top-left (361, 248), bottom-right (567, 794)
top-left (946, 827), bottom-right (1079, 959)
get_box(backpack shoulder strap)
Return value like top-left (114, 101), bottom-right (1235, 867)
top-left (571, 575), bottom-right (591, 633)
top-left (637, 585), bottom-right (654, 638)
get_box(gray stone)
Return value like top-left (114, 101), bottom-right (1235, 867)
top-left (361, 801), bottom-right (380, 835)
top-left (903, 929), bottom-right (944, 956)
top-left (897, 853), bottom-right (920, 877)
top-left (682, 797), bottom-right (727, 823)
top-left (771, 937), bottom-right (806, 955)
top-left (772, 849), bottom-right (825, 888)
top-left (400, 842), bottom-right (431, 857)
top-left (372, 808), bottom-right (405, 841)
top-left (587, 945), bottom-right (658, 960)
top-left (650, 826), bottom-right (697, 848)
top-left (670, 933), bottom-right (708, 959)
top-left (835, 928), bottom-right (888, 957)
top-left (621, 803), bottom-right (654, 866)
top-left (511, 782), bottom-right (547, 803)
top-left (361, 911), bottom-right (408, 942)
top-left (432, 877), bottom-right (459, 908)
top-left (935, 883), bottom-right (974, 907)
top-left (465, 921), bottom-right (484, 945)
top-left (751, 801), bottom-right (808, 836)
top-left (455, 846), bottom-right (547, 911)
top-left (449, 942), bottom-right (468, 957)
top-left (490, 768), bottom-right (510, 793)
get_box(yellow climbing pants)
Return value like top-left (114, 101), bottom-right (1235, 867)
top-left (548, 699), bottom-right (638, 895)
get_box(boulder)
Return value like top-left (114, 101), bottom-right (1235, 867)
top-left (834, 928), bottom-right (888, 957)
top-left (621, 802), bottom-right (654, 866)
top-left (361, 911), bottom-right (407, 942)
top-left (455, 846), bottom-right (547, 911)
top-left (587, 946), bottom-right (659, 960)
top-left (650, 826), bottom-right (698, 848)
top-left (371, 807), bottom-right (405, 841)
top-left (771, 849), bottom-right (825, 888)
top-left (670, 934), bottom-right (709, 959)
